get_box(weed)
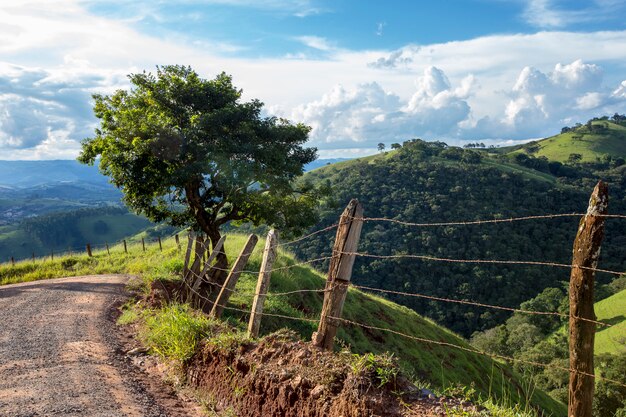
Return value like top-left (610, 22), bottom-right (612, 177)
top-left (351, 352), bottom-right (398, 388)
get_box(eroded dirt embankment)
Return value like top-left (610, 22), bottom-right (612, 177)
top-left (186, 331), bottom-right (480, 417)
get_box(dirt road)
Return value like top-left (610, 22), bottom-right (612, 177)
top-left (0, 275), bottom-right (196, 417)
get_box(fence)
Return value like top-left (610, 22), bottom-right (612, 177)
top-left (167, 181), bottom-right (625, 417)
top-left (2, 181), bottom-right (625, 416)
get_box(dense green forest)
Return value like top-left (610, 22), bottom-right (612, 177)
top-left (293, 131), bottom-right (626, 338)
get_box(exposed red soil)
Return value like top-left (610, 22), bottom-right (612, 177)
top-left (185, 331), bottom-right (484, 416)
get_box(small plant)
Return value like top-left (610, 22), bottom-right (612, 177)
top-left (141, 304), bottom-right (215, 361)
top-left (351, 352), bottom-right (398, 388)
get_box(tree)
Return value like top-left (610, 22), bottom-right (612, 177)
top-left (377, 142), bottom-right (385, 152)
top-left (78, 65), bottom-right (321, 280)
top-left (390, 143), bottom-right (401, 150)
top-left (568, 153), bottom-right (583, 164)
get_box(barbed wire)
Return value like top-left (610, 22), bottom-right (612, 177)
top-left (341, 251), bottom-right (625, 277)
top-left (277, 223), bottom-right (340, 247)
top-left (330, 315), bottom-right (626, 389)
top-left (352, 212), bottom-right (626, 228)
top-left (349, 283), bottom-right (612, 327)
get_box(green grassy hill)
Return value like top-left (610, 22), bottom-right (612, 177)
top-left (0, 207), bottom-right (152, 261)
top-left (295, 139), bottom-right (626, 339)
top-left (595, 289), bottom-right (626, 355)
top-left (0, 233), bottom-right (566, 416)
top-left (505, 120), bottom-right (626, 163)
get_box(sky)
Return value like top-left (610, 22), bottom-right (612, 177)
top-left (1, 0), bottom-right (626, 160)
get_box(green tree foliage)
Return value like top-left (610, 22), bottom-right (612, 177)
top-left (79, 65), bottom-right (322, 272)
top-left (296, 139), bottom-right (626, 336)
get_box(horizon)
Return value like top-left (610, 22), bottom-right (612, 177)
top-left (1, 1), bottom-right (625, 160)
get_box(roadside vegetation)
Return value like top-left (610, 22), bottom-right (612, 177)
top-left (1, 233), bottom-right (565, 416)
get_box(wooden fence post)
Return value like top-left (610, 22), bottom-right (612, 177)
top-left (105, 242), bottom-right (110, 256)
top-left (248, 230), bottom-right (278, 338)
top-left (189, 235), bottom-right (207, 281)
top-left (183, 232), bottom-right (194, 280)
top-left (158, 236), bottom-right (162, 251)
top-left (123, 240), bottom-right (128, 254)
top-left (191, 236), bottom-right (227, 293)
top-left (32, 252), bottom-right (35, 262)
top-left (313, 199), bottom-right (364, 350)
top-left (86, 244), bottom-right (92, 257)
top-left (175, 234), bottom-right (180, 250)
top-left (142, 237), bottom-right (145, 252)
top-left (568, 181), bottom-right (608, 417)
top-left (210, 234), bottom-right (259, 318)
top-left (51, 250), bottom-right (54, 261)
top-left (11, 256), bottom-right (15, 267)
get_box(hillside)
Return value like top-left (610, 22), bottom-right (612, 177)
top-left (502, 119), bottom-right (626, 163)
top-left (294, 139), bottom-right (626, 338)
top-left (0, 207), bottom-right (153, 261)
top-left (0, 233), bottom-right (565, 416)
top-left (595, 289), bottom-right (626, 355)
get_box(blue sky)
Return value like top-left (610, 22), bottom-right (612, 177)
top-left (1, 0), bottom-right (626, 159)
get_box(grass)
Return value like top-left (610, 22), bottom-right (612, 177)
top-left (0, 232), bottom-right (565, 416)
top-left (506, 121), bottom-right (626, 163)
top-left (594, 288), bottom-right (626, 355)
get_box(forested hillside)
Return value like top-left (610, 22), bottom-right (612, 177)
top-left (293, 136), bottom-right (626, 337)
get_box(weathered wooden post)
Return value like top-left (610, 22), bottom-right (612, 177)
top-left (11, 256), bottom-right (15, 267)
top-left (189, 235), bottom-right (207, 281)
top-left (569, 181), bottom-right (608, 417)
top-left (175, 234), bottom-right (180, 250)
top-left (158, 236), bottom-right (162, 251)
top-left (210, 234), bottom-right (259, 318)
top-left (142, 237), bottom-right (146, 252)
top-left (183, 232), bottom-right (194, 280)
top-left (86, 244), bottom-right (92, 257)
top-left (123, 240), bottom-right (128, 254)
top-left (51, 250), bottom-right (54, 261)
top-left (248, 230), bottom-right (279, 338)
top-left (105, 242), bottom-right (110, 256)
top-left (191, 236), bottom-right (227, 293)
top-left (313, 199), bottom-right (364, 350)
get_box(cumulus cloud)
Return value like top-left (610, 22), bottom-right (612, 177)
top-left (289, 66), bottom-right (473, 148)
top-left (468, 60), bottom-right (626, 139)
top-left (0, 63), bottom-right (127, 158)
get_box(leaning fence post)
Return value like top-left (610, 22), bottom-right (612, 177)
top-left (248, 230), bottom-right (279, 338)
top-left (105, 242), bottom-right (110, 256)
top-left (568, 181), bottom-right (608, 417)
top-left (210, 234), bottom-right (259, 318)
top-left (313, 199), bottom-right (364, 350)
top-left (183, 232), bottom-right (194, 280)
top-left (86, 244), bottom-right (92, 257)
top-left (158, 236), bottom-right (162, 251)
top-left (175, 234), bottom-right (180, 250)
top-left (123, 240), bottom-right (128, 254)
top-left (142, 237), bottom-right (146, 252)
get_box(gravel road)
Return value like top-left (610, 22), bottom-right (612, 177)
top-left (0, 275), bottom-right (198, 417)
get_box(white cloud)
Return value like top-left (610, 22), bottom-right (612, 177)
top-left (521, 0), bottom-right (626, 28)
top-left (289, 66), bottom-right (473, 149)
top-left (294, 36), bottom-right (335, 51)
top-left (468, 60), bottom-right (626, 139)
top-left (2, 1), bottom-right (626, 158)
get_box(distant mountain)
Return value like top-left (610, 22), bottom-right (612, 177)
top-left (0, 160), bottom-right (110, 187)
top-left (304, 158), bottom-right (350, 171)
top-left (0, 158), bottom-right (350, 188)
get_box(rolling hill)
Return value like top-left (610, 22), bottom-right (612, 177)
top-left (293, 138), bottom-right (626, 338)
top-left (502, 119), bottom-right (626, 163)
